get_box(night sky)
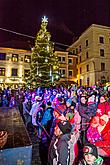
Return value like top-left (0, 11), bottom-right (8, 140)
top-left (0, 0), bottom-right (110, 45)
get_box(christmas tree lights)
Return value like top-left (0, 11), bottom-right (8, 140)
top-left (28, 16), bottom-right (59, 87)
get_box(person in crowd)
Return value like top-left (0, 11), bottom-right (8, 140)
top-left (22, 98), bottom-right (31, 127)
top-left (43, 89), bottom-right (51, 104)
top-left (2, 95), bottom-right (9, 107)
top-left (87, 92), bottom-right (97, 118)
top-left (87, 116), bottom-right (102, 144)
top-left (29, 95), bottom-right (43, 126)
top-left (9, 96), bottom-right (16, 108)
top-left (78, 143), bottom-right (104, 165)
top-left (94, 114), bottom-right (110, 157)
top-left (96, 94), bottom-right (110, 118)
top-left (65, 101), bottom-right (81, 131)
top-left (48, 120), bottom-right (74, 165)
top-left (41, 101), bottom-right (54, 141)
top-left (54, 96), bottom-right (67, 115)
top-left (50, 89), bottom-right (57, 103)
top-left (77, 95), bottom-right (90, 145)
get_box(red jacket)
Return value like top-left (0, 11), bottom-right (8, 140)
top-left (96, 102), bottom-right (110, 117)
top-left (95, 120), bottom-right (110, 156)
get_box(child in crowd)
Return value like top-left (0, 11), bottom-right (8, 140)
top-left (78, 143), bottom-right (104, 165)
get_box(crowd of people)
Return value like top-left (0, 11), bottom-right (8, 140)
top-left (0, 84), bottom-right (110, 164)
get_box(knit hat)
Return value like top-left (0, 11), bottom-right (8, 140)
top-left (100, 114), bottom-right (109, 124)
top-left (83, 143), bottom-right (98, 158)
top-left (35, 95), bottom-right (42, 101)
top-left (58, 121), bottom-right (72, 134)
top-left (66, 98), bottom-right (72, 105)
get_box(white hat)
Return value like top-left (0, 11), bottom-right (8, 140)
top-left (35, 96), bottom-right (42, 101)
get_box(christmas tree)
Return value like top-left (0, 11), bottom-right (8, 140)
top-left (28, 16), bottom-right (59, 87)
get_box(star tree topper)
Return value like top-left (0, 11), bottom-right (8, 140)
top-left (42, 16), bottom-right (48, 23)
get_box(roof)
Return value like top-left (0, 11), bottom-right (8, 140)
top-left (0, 40), bottom-right (32, 50)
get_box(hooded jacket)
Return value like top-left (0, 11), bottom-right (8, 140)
top-left (48, 133), bottom-right (75, 165)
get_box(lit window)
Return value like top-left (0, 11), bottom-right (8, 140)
top-left (0, 68), bottom-right (5, 76)
top-left (0, 53), bottom-right (6, 60)
top-left (12, 54), bottom-right (18, 62)
top-left (12, 68), bottom-right (18, 76)
top-left (24, 55), bottom-right (31, 63)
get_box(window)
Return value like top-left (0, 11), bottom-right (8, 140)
top-left (100, 49), bottom-right (104, 57)
top-left (68, 70), bottom-right (72, 77)
top-left (0, 53), bottom-right (6, 60)
top-left (12, 54), bottom-right (18, 62)
top-left (80, 67), bottom-right (82, 74)
top-left (68, 58), bottom-right (73, 64)
top-left (86, 65), bottom-right (89, 72)
top-left (62, 69), bottom-right (65, 75)
top-left (12, 68), bottom-right (18, 76)
top-left (60, 69), bottom-right (66, 76)
top-left (76, 58), bottom-right (78, 64)
top-left (62, 57), bottom-right (65, 62)
top-left (21, 57), bottom-right (24, 61)
top-left (24, 55), bottom-right (31, 63)
top-left (101, 76), bottom-right (106, 84)
top-left (58, 57), bottom-right (61, 62)
top-left (73, 50), bottom-right (75, 54)
top-left (101, 63), bottom-right (105, 71)
top-left (76, 48), bottom-right (78, 54)
top-left (79, 45), bottom-right (82, 52)
top-left (87, 77), bottom-right (89, 86)
top-left (99, 36), bottom-right (104, 43)
top-left (86, 51), bottom-right (89, 59)
top-left (79, 56), bottom-right (81, 63)
top-left (0, 68), bottom-right (5, 76)
top-left (24, 69), bottom-right (30, 78)
top-left (86, 40), bottom-right (88, 46)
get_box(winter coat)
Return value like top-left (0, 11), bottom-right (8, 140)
top-left (78, 104), bottom-right (90, 130)
top-left (41, 106), bottom-right (53, 126)
top-left (94, 120), bottom-right (110, 156)
top-left (54, 103), bottom-right (67, 115)
top-left (87, 102), bottom-right (97, 117)
top-left (96, 101), bottom-right (110, 117)
top-left (87, 126), bottom-right (102, 144)
top-left (48, 133), bottom-right (76, 165)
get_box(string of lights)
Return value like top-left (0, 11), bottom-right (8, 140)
top-left (0, 27), bottom-right (69, 47)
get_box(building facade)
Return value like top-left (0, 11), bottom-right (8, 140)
top-left (68, 24), bottom-right (110, 86)
top-left (0, 44), bottom-right (77, 88)
top-left (55, 51), bottom-right (77, 85)
top-left (0, 47), bottom-right (31, 88)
